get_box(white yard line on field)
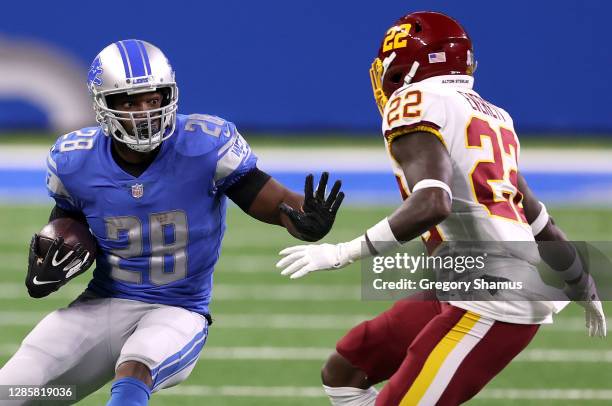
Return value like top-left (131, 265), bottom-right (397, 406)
top-left (219, 313), bottom-right (368, 329)
top-left (1, 343), bottom-right (611, 364)
top-left (2, 254), bottom-right (282, 274)
top-left (0, 312), bottom-right (373, 328)
top-left (70, 385), bottom-right (612, 401)
top-left (4, 146), bottom-right (612, 173)
top-left (198, 347), bottom-right (612, 363)
top-left (478, 389), bottom-right (612, 400)
top-left (0, 283), bottom-right (361, 301)
top-left (158, 386), bottom-right (612, 400)
top-left (160, 385), bottom-right (326, 398)
top-left (214, 285), bottom-right (360, 301)
top-left (0, 310), bottom-right (605, 333)
top-left (516, 349), bottom-right (612, 362)
top-left (201, 347), bottom-right (330, 360)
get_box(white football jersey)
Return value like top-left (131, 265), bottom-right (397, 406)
top-left (381, 75), bottom-right (566, 324)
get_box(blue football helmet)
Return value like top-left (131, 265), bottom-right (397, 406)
top-left (87, 40), bottom-right (179, 152)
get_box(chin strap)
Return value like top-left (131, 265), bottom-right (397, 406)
top-left (403, 61), bottom-right (420, 86)
top-left (370, 56), bottom-right (420, 116)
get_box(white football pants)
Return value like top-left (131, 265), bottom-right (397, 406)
top-left (0, 290), bottom-right (209, 405)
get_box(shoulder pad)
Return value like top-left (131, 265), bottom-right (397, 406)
top-left (382, 85), bottom-right (447, 144)
top-left (49, 127), bottom-right (102, 175)
top-left (174, 113), bottom-right (237, 156)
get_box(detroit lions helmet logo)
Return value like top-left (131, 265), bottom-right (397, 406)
top-left (88, 57), bottom-right (103, 88)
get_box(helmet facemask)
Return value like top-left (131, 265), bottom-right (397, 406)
top-left (370, 52), bottom-right (419, 117)
top-left (87, 40), bottom-right (180, 153)
top-left (369, 58), bottom-right (388, 116)
top-left (93, 86), bottom-right (178, 153)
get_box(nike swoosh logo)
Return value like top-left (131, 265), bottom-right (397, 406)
top-left (32, 276), bottom-right (61, 285)
top-left (52, 250), bottom-right (74, 267)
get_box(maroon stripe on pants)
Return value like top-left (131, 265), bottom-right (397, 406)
top-left (336, 292), bottom-right (441, 384)
top-left (435, 319), bottom-right (539, 405)
top-left (375, 305), bottom-right (468, 406)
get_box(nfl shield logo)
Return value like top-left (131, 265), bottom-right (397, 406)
top-left (131, 184), bottom-right (144, 199)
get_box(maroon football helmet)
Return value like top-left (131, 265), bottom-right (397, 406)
top-left (370, 11), bottom-right (476, 115)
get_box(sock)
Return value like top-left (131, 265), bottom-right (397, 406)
top-left (106, 377), bottom-right (152, 406)
top-left (323, 385), bottom-right (378, 406)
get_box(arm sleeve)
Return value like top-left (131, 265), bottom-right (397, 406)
top-left (224, 167), bottom-right (272, 212)
top-left (214, 123), bottom-right (258, 193)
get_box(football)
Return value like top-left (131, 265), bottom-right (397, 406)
top-left (37, 217), bottom-right (97, 260)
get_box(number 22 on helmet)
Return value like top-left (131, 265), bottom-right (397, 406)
top-left (369, 11), bottom-right (477, 116)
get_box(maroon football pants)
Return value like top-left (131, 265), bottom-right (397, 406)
top-left (336, 294), bottom-right (539, 405)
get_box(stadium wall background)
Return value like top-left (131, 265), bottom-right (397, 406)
top-left (0, 0), bottom-right (609, 134)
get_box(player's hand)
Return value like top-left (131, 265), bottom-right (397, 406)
top-left (564, 273), bottom-right (607, 337)
top-left (26, 235), bottom-right (92, 298)
top-left (279, 172), bottom-right (344, 242)
top-left (276, 243), bottom-right (352, 279)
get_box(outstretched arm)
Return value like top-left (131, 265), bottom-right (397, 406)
top-left (225, 168), bottom-right (344, 242)
top-left (276, 131), bottom-right (453, 278)
top-left (519, 173), bottom-right (606, 337)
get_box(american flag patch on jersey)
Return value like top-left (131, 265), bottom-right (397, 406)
top-left (428, 52), bottom-right (446, 63)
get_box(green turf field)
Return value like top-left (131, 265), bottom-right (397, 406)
top-left (0, 205), bottom-right (610, 405)
top-left (2, 132), bottom-right (612, 149)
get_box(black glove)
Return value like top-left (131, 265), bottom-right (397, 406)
top-left (26, 235), bottom-right (93, 298)
top-left (279, 172), bottom-right (344, 242)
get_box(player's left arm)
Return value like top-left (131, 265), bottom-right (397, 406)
top-left (276, 130), bottom-right (453, 278)
top-left (213, 118), bottom-right (344, 242)
top-left (225, 168), bottom-right (344, 242)
top-left (519, 173), bottom-right (606, 337)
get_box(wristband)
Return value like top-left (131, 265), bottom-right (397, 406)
top-left (365, 217), bottom-right (402, 255)
top-left (412, 179), bottom-right (453, 201)
top-left (338, 218), bottom-right (402, 264)
top-left (530, 202), bottom-right (549, 236)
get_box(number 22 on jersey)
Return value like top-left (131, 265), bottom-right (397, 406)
top-left (466, 117), bottom-right (527, 223)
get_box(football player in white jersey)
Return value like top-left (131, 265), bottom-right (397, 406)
top-left (277, 11), bottom-right (606, 405)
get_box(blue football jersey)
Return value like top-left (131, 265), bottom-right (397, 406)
top-left (45, 113), bottom-right (257, 315)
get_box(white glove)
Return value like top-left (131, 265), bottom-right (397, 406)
top-left (276, 243), bottom-right (354, 279)
top-left (564, 274), bottom-right (607, 337)
top-left (277, 218), bottom-right (403, 279)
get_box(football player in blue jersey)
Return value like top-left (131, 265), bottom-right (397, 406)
top-left (0, 40), bottom-right (344, 405)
